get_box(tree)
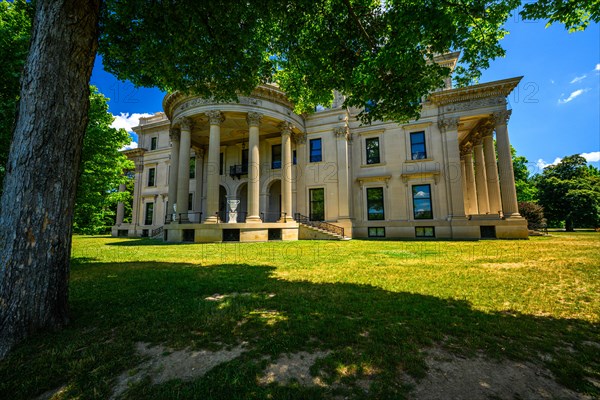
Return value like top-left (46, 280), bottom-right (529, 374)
top-left (511, 145), bottom-right (538, 202)
top-left (0, 0), bottom-right (32, 194)
top-left (73, 88), bottom-right (133, 235)
top-left (0, 0), bottom-right (597, 359)
top-left (536, 155), bottom-right (600, 231)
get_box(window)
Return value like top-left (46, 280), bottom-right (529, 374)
top-left (309, 138), bottom-right (322, 163)
top-left (293, 150), bottom-right (297, 165)
top-left (272, 144), bottom-right (282, 169)
top-left (416, 227), bottom-right (435, 237)
top-left (150, 137), bottom-right (157, 150)
top-left (309, 188), bottom-right (325, 221)
top-left (147, 167), bottom-right (156, 186)
top-left (412, 184), bottom-right (433, 219)
top-left (189, 157), bottom-right (196, 179)
top-left (365, 137), bottom-right (381, 164)
top-left (366, 187), bottom-right (385, 220)
top-left (188, 193), bottom-right (193, 211)
top-left (242, 148), bottom-right (249, 168)
top-left (144, 202), bottom-right (154, 225)
top-left (219, 152), bottom-right (224, 175)
top-left (368, 227), bottom-right (385, 237)
top-left (410, 131), bottom-right (427, 160)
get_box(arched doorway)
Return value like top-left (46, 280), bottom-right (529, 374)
top-left (236, 182), bottom-right (248, 222)
top-left (218, 185), bottom-right (227, 222)
top-left (266, 180), bottom-right (281, 222)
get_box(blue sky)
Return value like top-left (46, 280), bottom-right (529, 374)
top-left (90, 18), bottom-right (600, 174)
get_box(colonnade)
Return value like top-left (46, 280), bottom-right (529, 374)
top-left (460, 110), bottom-right (519, 217)
top-left (166, 111), bottom-right (294, 224)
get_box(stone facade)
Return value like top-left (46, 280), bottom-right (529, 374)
top-left (112, 54), bottom-right (528, 242)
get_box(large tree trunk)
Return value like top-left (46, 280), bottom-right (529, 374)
top-left (0, 0), bottom-right (101, 360)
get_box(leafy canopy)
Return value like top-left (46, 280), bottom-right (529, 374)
top-left (73, 88), bottom-right (133, 235)
top-left (536, 155), bottom-right (600, 230)
top-left (100, 0), bottom-right (525, 124)
top-left (98, 0), bottom-right (599, 124)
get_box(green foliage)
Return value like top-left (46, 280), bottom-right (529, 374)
top-left (99, 0), bottom-right (522, 124)
top-left (520, 0), bottom-right (600, 31)
top-left (73, 87), bottom-right (133, 235)
top-left (518, 201), bottom-right (545, 229)
top-left (536, 155), bottom-right (600, 230)
top-left (0, 0), bottom-right (32, 192)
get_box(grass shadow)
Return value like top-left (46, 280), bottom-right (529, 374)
top-left (0, 261), bottom-right (598, 399)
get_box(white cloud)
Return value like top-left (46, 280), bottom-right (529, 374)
top-left (111, 112), bottom-right (153, 132)
top-left (536, 157), bottom-right (562, 170)
top-left (558, 88), bottom-right (590, 104)
top-left (595, 63), bottom-right (600, 72)
top-left (569, 74), bottom-right (587, 84)
top-left (581, 151), bottom-right (600, 163)
top-left (120, 141), bottom-right (138, 151)
top-left (550, 79), bottom-right (555, 84)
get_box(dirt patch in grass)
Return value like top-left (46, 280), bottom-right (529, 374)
top-left (406, 347), bottom-right (591, 400)
top-left (258, 350), bottom-right (331, 387)
top-left (111, 342), bottom-right (246, 399)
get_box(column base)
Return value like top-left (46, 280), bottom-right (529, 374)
top-left (204, 216), bottom-right (219, 224)
top-left (246, 215), bottom-right (262, 223)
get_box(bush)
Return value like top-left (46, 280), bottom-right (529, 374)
top-left (519, 201), bottom-right (546, 230)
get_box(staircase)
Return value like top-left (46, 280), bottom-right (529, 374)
top-left (294, 213), bottom-right (348, 240)
top-left (150, 226), bottom-right (164, 240)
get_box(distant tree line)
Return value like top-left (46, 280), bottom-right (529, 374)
top-left (513, 150), bottom-right (600, 231)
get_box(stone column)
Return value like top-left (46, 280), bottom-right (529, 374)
top-left (131, 160), bottom-right (143, 233)
top-left (460, 154), bottom-right (468, 215)
top-left (176, 118), bottom-right (192, 222)
top-left (246, 112), bottom-right (262, 222)
top-left (204, 110), bottom-right (224, 223)
top-left (334, 125), bottom-right (351, 220)
top-left (193, 147), bottom-right (204, 218)
top-left (280, 122), bottom-right (293, 222)
top-left (438, 117), bottom-right (466, 218)
top-left (116, 183), bottom-right (126, 225)
top-left (472, 133), bottom-right (490, 214)
top-left (482, 126), bottom-right (502, 215)
top-left (462, 144), bottom-right (478, 215)
top-left (493, 110), bottom-right (519, 216)
top-left (167, 127), bottom-right (180, 222)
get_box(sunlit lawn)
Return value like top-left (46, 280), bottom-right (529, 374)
top-left (1, 232), bottom-right (599, 399)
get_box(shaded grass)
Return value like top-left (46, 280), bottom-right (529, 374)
top-left (0, 232), bottom-right (599, 399)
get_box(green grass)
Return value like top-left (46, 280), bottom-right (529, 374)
top-left (1, 233), bottom-right (599, 399)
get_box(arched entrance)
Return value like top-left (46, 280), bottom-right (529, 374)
top-left (266, 179), bottom-right (281, 222)
top-left (218, 185), bottom-right (227, 222)
top-left (236, 182), bottom-right (248, 222)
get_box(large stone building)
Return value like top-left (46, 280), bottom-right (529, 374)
top-left (112, 53), bottom-right (528, 242)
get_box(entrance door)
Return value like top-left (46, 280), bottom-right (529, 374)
top-left (309, 188), bottom-right (325, 221)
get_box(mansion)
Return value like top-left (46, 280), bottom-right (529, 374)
top-left (112, 53), bottom-right (528, 242)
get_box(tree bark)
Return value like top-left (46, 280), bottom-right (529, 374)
top-left (0, 0), bottom-right (101, 360)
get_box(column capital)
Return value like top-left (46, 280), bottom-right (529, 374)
top-left (472, 132), bottom-right (484, 146)
top-left (294, 132), bottom-right (307, 144)
top-left (460, 143), bottom-right (473, 158)
top-left (169, 127), bottom-right (181, 141)
top-left (205, 110), bottom-right (225, 126)
top-left (438, 117), bottom-right (460, 133)
top-left (492, 110), bottom-right (511, 126)
top-left (192, 146), bottom-right (205, 158)
top-left (247, 112), bottom-right (263, 127)
top-left (333, 125), bottom-right (352, 141)
top-left (179, 117), bottom-right (193, 131)
top-left (279, 121), bottom-right (293, 136)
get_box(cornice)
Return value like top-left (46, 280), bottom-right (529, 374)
top-left (428, 77), bottom-right (522, 106)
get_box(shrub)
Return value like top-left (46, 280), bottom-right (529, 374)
top-left (519, 201), bottom-right (546, 230)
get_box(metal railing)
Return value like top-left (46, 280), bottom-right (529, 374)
top-left (150, 226), bottom-right (163, 238)
top-left (229, 164), bottom-right (248, 179)
top-left (261, 212), bottom-right (287, 223)
top-left (294, 213), bottom-right (344, 237)
top-left (165, 212), bottom-right (202, 224)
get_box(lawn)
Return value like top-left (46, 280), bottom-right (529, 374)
top-left (1, 233), bottom-right (599, 399)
